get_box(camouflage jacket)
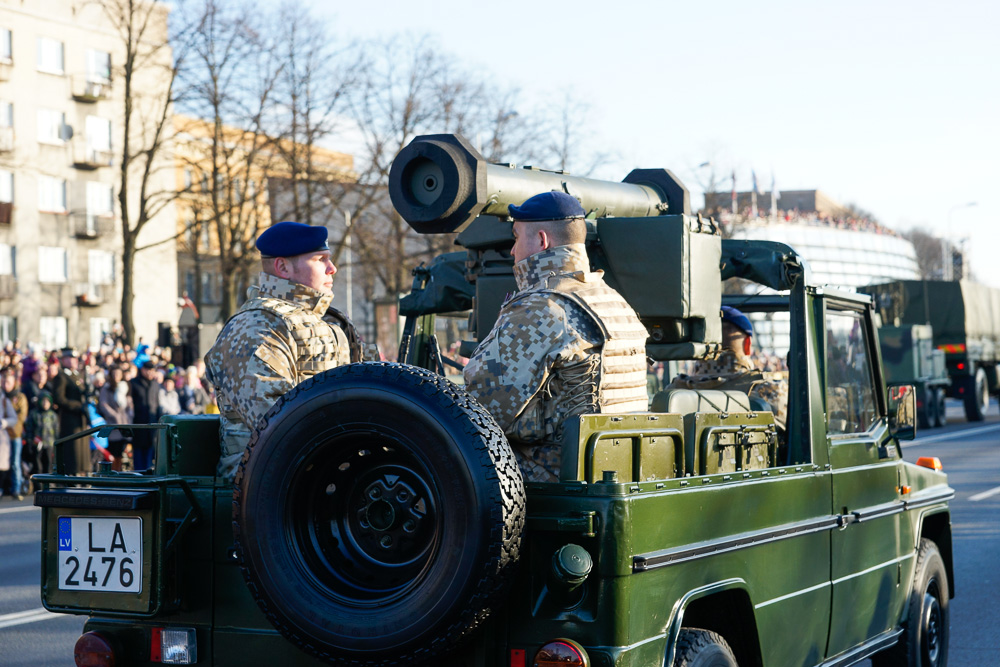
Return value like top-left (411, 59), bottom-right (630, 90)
top-left (206, 273), bottom-right (351, 476)
top-left (688, 350), bottom-right (789, 430)
top-left (464, 244), bottom-right (648, 482)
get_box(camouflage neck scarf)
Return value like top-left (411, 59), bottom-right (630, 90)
top-left (255, 273), bottom-right (334, 315)
top-left (513, 244), bottom-right (590, 292)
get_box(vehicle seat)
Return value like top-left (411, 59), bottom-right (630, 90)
top-left (650, 388), bottom-right (774, 475)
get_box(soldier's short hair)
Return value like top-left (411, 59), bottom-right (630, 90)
top-left (536, 217), bottom-right (587, 247)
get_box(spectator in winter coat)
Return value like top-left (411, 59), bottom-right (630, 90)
top-left (159, 377), bottom-right (181, 417)
top-left (49, 348), bottom-right (89, 476)
top-left (97, 366), bottom-right (132, 472)
top-left (3, 368), bottom-right (28, 497)
top-left (25, 392), bottom-right (58, 476)
top-left (129, 361), bottom-right (160, 471)
top-left (0, 390), bottom-right (18, 499)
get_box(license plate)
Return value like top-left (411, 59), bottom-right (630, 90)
top-left (57, 517), bottom-right (142, 593)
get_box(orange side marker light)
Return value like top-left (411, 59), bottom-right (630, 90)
top-left (916, 456), bottom-right (943, 471)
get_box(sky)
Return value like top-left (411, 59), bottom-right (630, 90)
top-left (310, 0), bottom-right (1000, 287)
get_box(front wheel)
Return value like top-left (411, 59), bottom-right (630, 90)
top-left (872, 538), bottom-right (949, 667)
top-left (673, 629), bottom-right (738, 667)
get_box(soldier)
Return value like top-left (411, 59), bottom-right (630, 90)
top-left (49, 348), bottom-right (89, 476)
top-left (682, 306), bottom-right (789, 432)
top-left (206, 221), bottom-right (358, 480)
top-left (463, 192), bottom-right (649, 483)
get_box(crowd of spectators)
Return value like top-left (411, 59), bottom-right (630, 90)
top-left (711, 207), bottom-right (903, 239)
top-left (0, 332), bottom-right (216, 500)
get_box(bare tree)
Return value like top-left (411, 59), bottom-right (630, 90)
top-left (100, 0), bottom-right (185, 345)
top-left (903, 227), bottom-right (946, 280)
top-left (175, 0), bottom-right (281, 321)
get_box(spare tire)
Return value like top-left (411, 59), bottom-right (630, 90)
top-left (233, 362), bottom-right (525, 666)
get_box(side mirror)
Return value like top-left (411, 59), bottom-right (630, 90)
top-left (887, 383), bottom-right (916, 441)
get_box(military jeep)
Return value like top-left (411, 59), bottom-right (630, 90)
top-left (36, 134), bottom-right (953, 667)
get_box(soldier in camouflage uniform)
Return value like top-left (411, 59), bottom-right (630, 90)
top-left (464, 192), bottom-right (649, 483)
top-left (679, 306), bottom-right (789, 432)
top-left (206, 222), bottom-right (357, 480)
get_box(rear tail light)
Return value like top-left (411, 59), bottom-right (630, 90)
top-left (916, 456), bottom-right (943, 471)
top-left (533, 639), bottom-right (589, 667)
top-left (151, 627), bottom-right (197, 664)
top-left (75, 631), bottom-right (116, 667)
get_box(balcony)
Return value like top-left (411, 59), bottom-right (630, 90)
top-left (71, 212), bottom-right (115, 239)
top-left (72, 142), bottom-right (114, 170)
top-left (0, 126), bottom-right (13, 153)
top-left (0, 274), bottom-right (15, 300)
top-left (75, 282), bottom-right (108, 307)
top-left (71, 75), bottom-right (112, 103)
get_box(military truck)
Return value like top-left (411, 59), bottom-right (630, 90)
top-left (36, 134), bottom-right (953, 667)
top-left (861, 279), bottom-right (1000, 422)
top-left (876, 325), bottom-right (950, 429)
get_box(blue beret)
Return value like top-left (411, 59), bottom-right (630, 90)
top-left (508, 191), bottom-right (585, 222)
top-left (256, 221), bottom-right (330, 258)
top-left (721, 306), bottom-right (753, 337)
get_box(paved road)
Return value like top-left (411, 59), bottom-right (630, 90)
top-left (0, 400), bottom-right (997, 667)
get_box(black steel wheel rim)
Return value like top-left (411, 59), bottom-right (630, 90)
top-left (287, 427), bottom-right (441, 605)
top-left (922, 579), bottom-right (942, 665)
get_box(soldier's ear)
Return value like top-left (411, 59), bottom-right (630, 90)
top-left (537, 229), bottom-right (551, 251)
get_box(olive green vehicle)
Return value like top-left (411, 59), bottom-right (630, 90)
top-left (36, 135), bottom-right (953, 667)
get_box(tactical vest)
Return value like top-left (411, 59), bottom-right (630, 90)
top-left (239, 294), bottom-right (350, 381)
top-left (213, 281), bottom-right (350, 462)
top-left (507, 271), bottom-right (649, 436)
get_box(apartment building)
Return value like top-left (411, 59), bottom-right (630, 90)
top-left (0, 0), bottom-right (178, 350)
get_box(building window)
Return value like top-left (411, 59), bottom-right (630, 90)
top-left (40, 316), bottom-right (67, 350)
top-left (38, 246), bottom-right (68, 283)
top-left (0, 170), bottom-right (12, 203)
top-left (86, 181), bottom-right (114, 231)
top-left (38, 176), bottom-right (66, 213)
top-left (36, 37), bottom-right (64, 75)
top-left (88, 249), bottom-right (115, 285)
top-left (184, 270), bottom-right (195, 298)
top-left (37, 108), bottom-right (66, 144)
top-left (0, 29), bottom-right (11, 62)
top-left (0, 243), bottom-right (13, 276)
top-left (0, 100), bottom-right (11, 128)
top-left (201, 272), bottom-right (214, 304)
top-left (0, 316), bottom-right (15, 344)
top-left (199, 222), bottom-right (210, 252)
top-left (89, 317), bottom-right (112, 350)
top-left (38, 176), bottom-right (66, 212)
top-left (86, 115), bottom-right (112, 154)
top-left (86, 49), bottom-right (111, 83)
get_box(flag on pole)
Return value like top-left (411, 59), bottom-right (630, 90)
top-left (730, 169), bottom-right (737, 215)
top-left (750, 170), bottom-right (759, 218)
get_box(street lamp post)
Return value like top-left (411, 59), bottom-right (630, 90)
top-left (341, 209), bottom-right (353, 321)
top-left (945, 202), bottom-right (977, 281)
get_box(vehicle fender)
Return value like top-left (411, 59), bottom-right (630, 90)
top-left (915, 508), bottom-right (954, 599)
top-left (663, 578), bottom-right (762, 667)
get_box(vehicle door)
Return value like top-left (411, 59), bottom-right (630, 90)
top-left (824, 299), bottom-right (907, 657)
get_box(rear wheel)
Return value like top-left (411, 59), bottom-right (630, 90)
top-left (963, 368), bottom-right (988, 422)
top-left (233, 362), bottom-right (525, 666)
top-left (933, 388), bottom-right (947, 428)
top-left (873, 538), bottom-right (949, 667)
top-left (673, 629), bottom-right (739, 667)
